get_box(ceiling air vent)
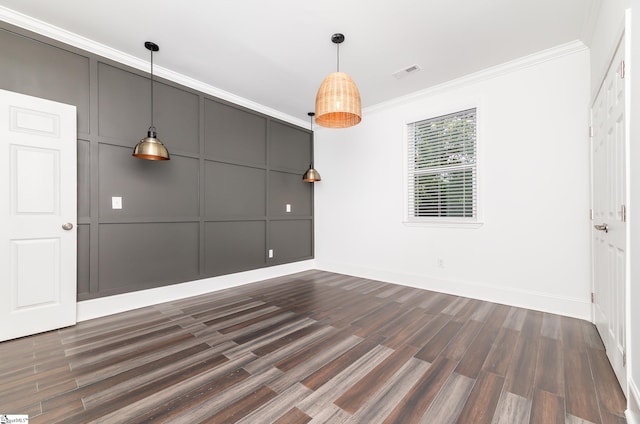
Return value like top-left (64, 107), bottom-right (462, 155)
top-left (392, 64), bottom-right (421, 79)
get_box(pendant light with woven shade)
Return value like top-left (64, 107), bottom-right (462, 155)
top-left (303, 112), bottom-right (321, 182)
top-left (133, 41), bottom-right (170, 160)
top-left (315, 33), bottom-right (362, 128)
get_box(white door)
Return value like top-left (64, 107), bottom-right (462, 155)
top-left (591, 37), bottom-right (627, 392)
top-left (0, 89), bottom-right (77, 342)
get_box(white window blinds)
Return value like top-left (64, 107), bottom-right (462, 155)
top-left (407, 108), bottom-right (477, 221)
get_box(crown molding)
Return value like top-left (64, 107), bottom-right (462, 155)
top-left (0, 6), bottom-right (308, 128)
top-left (364, 40), bottom-right (589, 114)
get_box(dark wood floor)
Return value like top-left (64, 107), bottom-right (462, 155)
top-left (0, 270), bottom-right (627, 423)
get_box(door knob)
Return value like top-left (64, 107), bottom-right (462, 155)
top-left (594, 223), bottom-right (608, 233)
top-left (62, 223), bottom-right (74, 231)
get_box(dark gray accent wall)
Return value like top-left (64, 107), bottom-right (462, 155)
top-left (204, 221), bottom-right (266, 276)
top-left (1, 28), bottom-right (91, 133)
top-left (0, 23), bottom-right (314, 300)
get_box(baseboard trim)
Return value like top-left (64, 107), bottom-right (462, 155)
top-left (78, 260), bottom-right (592, 322)
top-left (627, 378), bottom-right (640, 424)
top-left (77, 260), bottom-right (315, 322)
top-left (315, 261), bottom-right (591, 320)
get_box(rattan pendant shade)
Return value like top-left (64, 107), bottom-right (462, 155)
top-left (315, 72), bottom-right (361, 128)
top-left (315, 33), bottom-right (362, 128)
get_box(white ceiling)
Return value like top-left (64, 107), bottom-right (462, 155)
top-left (0, 0), bottom-right (600, 124)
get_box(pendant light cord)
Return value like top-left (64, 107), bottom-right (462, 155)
top-left (150, 47), bottom-right (155, 132)
top-left (336, 43), bottom-right (340, 72)
top-left (308, 112), bottom-right (314, 168)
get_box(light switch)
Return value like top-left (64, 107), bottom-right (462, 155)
top-left (285, 204), bottom-right (291, 213)
top-left (112, 196), bottom-right (122, 209)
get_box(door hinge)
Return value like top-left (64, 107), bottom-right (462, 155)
top-left (623, 352), bottom-right (627, 367)
top-left (621, 204), bottom-right (626, 223)
top-left (589, 126), bottom-right (594, 137)
top-left (620, 60), bottom-right (626, 79)
top-left (591, 292), bottom-right (595, 303)
top-left (590, 208), bottom-right (593, 220)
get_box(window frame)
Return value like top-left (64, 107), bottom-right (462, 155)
top-left (403, 102), bottom-right (484, 228)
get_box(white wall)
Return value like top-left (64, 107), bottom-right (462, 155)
top-left (590, 0), bottom-right (627, 94)
top-left (315, 45), bottom-right (592, 320)
top-left (630, 6), bottom-right (640, 421)
top-left (590, 0), bottom-right (639, 421)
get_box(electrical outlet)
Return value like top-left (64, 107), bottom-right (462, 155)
top-left (285, 204), bottom-right (291, 213)
top-left (268, 249), bottom-right (274, 258)
top-left (112, 196), bottom-right (122, 209)
top-left (437, 258), bottom-right (444, 268)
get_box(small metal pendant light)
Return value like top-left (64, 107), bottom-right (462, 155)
top-left (303, 112), bottom-right (321, 182)
top-left (133, 41), bottom-right (170, 160)
top-left (315, 33), bottom-right (362, 128)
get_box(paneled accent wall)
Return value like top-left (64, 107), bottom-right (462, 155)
top-left (0, 23), bottom-right (314, 300)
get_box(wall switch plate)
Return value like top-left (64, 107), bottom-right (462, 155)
top-left (268, 249), bottom-right (274, 258)
top-left (285, 204), bottom-right (291, 213)
top-left (112, 196), bottom-right (122, 209)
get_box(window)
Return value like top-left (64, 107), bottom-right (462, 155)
top-left (406, 108), bottom-right (477, 222)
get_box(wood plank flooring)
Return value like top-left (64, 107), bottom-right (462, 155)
top-left (0, 270), bottom-right (627, 423)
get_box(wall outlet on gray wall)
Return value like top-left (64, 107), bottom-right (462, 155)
top-left (112, 197), bottom-right (122, 209)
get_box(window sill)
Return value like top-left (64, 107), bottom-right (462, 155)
top-left (402, 220), bottom-right (484, 229)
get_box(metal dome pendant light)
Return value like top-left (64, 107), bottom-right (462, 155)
top-left (315, 33), bottom-right (362, 128)
top-left (133, 41), bottom-right (170, 160)
top-left (303, 112), bottom-right (321, 182)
